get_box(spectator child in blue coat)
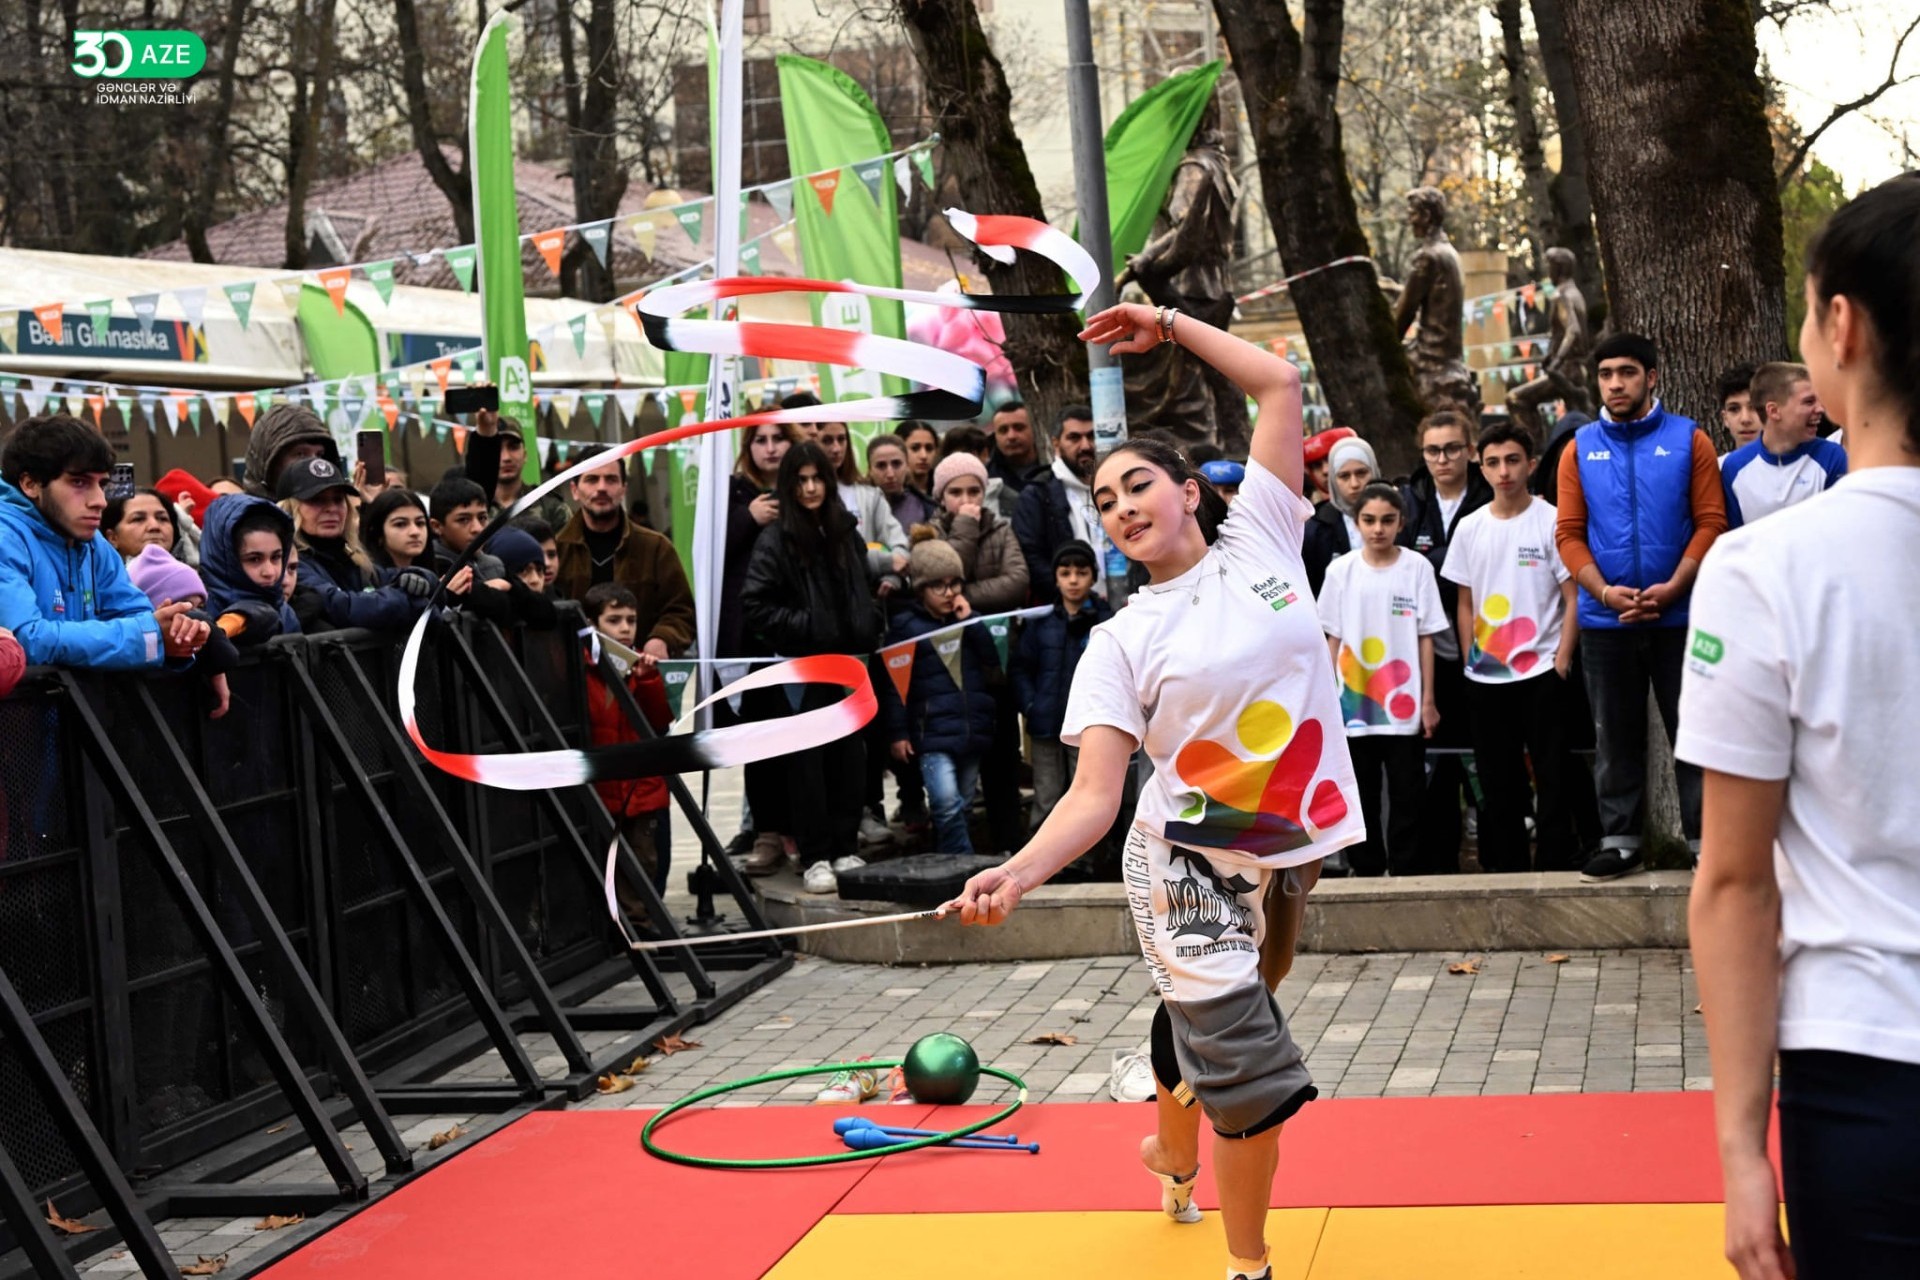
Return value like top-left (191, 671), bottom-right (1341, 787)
top-left (200, 493), bottom-right (301, 636)
top-left (1012, 539), bottom-right (1112, 829)
top-left (884, 533), bottom-right (1002, 854)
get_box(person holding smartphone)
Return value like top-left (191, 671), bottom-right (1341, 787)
top-left (463, 404), bottom-right (572, 531)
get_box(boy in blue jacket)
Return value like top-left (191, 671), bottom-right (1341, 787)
top-left (884, 534), bottom-right (1002, 855)
top-left (1012, 540), bottom-right (1112, 830)
top-left (0, 415), bottom-right (208, 669)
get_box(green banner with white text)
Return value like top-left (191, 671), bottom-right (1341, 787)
top-left (470, 12), bottom-right (539, 483)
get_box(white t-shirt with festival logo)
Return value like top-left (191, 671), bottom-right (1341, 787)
top-left (1441, 497), bottom-right (1568, 684)
top-left (1318, 547), bottom-right (1449, 737)
top-left (1062, 458), bottom-right (1365, 871)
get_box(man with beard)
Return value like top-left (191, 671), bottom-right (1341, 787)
top-left (1014, 405), bottom-right (1111, 603)
top-left (552, 447), bottom-right (694, 662)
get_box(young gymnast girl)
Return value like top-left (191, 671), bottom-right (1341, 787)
top-left (948, 302), bottom-right (1363, 1280)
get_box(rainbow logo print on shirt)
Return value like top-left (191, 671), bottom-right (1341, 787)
top-left (1336, 640), bottom-right (1416, 728)
top-left (1468, 594), bottom-right (1538, 679)
top-left (1165, 700), bottom-right (1350, 856)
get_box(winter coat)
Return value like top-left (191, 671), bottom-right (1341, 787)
top-left (1302, 501), bottom-right (1352, 597)
top-left (1012, 467), bottom-right (1098, 606)
top-left (0, 631), bottom-right (24, 696)
top-left (741, 519), bottom-right (882, 657)
top-left (929, 506), bottom-right (1029, 614)
top-left (553, 511), bottom-right (696, 653)
top-left (882, 484), bottom-right (936, 531)
top-left (1397, 465), bottom-right (1492, 641)
top-left (719, 474), bottom-right (770, 657)
top-left (1011, 595), bottom-right (1112, 738)
top-left (200, 495), bottom-right (300, 635)
top-left (586, 661), bottom-right (673, 817)
top-left (839, 481), bottom-right (909, 579)
top-left (293, 535), bottom-right (425, 632)
top-left (0, 477), bottom-right (173, 669)
top-left (243, 413), bottom-right (339, 499)
top-left (425, 540), bottom-right (557, 628)
top-left (883, 602), bottom-right (1000, 758)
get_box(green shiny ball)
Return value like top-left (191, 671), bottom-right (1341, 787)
top-left (902, 1033), bottom-right (981, 1105)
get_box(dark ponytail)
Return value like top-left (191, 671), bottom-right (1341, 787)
top-left (1106, 436), bottom-right (1230, 544)
top-left (1805, 172), bottom-right (1920, 453)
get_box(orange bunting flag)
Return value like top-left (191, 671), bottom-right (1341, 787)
top-left (235, 393), bottom-right (257, 427)
top-left (882, 641), bottom-right (916, 705)
top-left (317, 268), bottom-right (351, 316)
top-left (452, 425), bottom-right (468, 455)
top-left (85, 395), bottom-right (104, 422)
top-left (33, 303), bottom-right (64, 344)
top-left (430, 357), bottom-right (453, 395)
top-left (678, 389), bottom-right (698, 417)
top-left (532, 228), bottom-right (566, 279)
top-left (378, 395), bottom-right (399, 430)
top-left (1521, 284), bottom-right (1538, 307)
top-left (809, 171), bottom-right (840, 217)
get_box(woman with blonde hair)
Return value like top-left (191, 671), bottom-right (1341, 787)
top-left (274, 456), bottom-right (430, 631)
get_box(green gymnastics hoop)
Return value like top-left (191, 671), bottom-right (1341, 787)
top-left (640, 1059), bottom-right (1029, 1169)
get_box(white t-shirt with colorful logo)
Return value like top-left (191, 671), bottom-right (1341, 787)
top-left (1062, 458), bottom-right (1364, 871)
top-left (1317, 547), bottom-right (1449, 736)
top-left (1440, 497), bottom-right (1568, 684)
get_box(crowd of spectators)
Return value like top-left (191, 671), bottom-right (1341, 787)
top-left (0, 340), bottom-right (1838, 893)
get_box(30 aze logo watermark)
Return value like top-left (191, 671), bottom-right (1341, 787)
top-left (73, 30), bottom-right (206, 105)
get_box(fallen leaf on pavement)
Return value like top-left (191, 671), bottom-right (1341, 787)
top-left (1028, 1032), bottom-right (1078, 1046)
top-left (1446, 959), bottom-right (1482, 975)
top-left (652, 1033), bottom-right (702, 1056)
top-left (181, 1256), bottom-right (229, 1276)
top-left (1544, 954), bottom-right (1570, 964)
top-left (253, 1214), bottom-right (304, 1231)
top-left (626, 1055), bottom-right (652, 1074)
top-left (45, 1201), bottom-right (99, 1235)
top-left (596, 1072), bottom-right (636, 1094)
top-left (426, 1125), bottom-right (465, 1150)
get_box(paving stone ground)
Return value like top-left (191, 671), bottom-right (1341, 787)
top-left (75, 777), bottom-right (1708, 1275)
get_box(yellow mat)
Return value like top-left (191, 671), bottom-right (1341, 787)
top-left (764, 1205), bottom-right (1733, 1279)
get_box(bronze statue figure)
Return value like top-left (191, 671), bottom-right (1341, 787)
top-left (1117, 97), bottom-right (1249, 453)
top-left (1505, 247), bottom-right (1594, 440)
top-left (1394, 187), bottom-right (1480, 414)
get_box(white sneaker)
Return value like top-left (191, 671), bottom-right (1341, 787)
top-left (1109, 1049), bottom-right (1155, 1103)
top-left (857, 814), bottom-right (891, 845)
top-left (802, 861), bottom-right (838, 894)
top-left (830, 854), bottom-right (867, 875)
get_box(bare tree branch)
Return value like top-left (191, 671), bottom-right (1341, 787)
top-left (1776, 10), bottom-right (1920, 187)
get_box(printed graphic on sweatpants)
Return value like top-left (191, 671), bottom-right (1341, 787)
top-left (1126, 826), bottom-right (1270, 1001)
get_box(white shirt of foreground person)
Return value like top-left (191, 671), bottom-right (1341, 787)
top-left (1062, 457), bottom-right (1364, 870)
top-left (1676, 467), bottom-right (1920, 1065)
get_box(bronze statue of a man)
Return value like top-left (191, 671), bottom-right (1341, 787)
top-left (1394, 187), bottom-right (1480, 414)
top-left (1117, 97), bottom-right (1249, 453)
top-left (1506, 247), bottom-right (1594, 440)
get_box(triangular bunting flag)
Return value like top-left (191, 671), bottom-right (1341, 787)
top-left (771, 224), bottom-right (798, 262)
top-left (739, 241), bottom-right (762, 275)
top-left (32, 304), bottom-right (65, 344)
top-left (882, 640), bottom-right (915, 705)
top-left (174, 286), bottom-right (207, 328)
top-left (430, 357), bottom-right (453, 395)
top-left (207, 395), bottom-right (228, 428)
top-left (613, 389), bottom-right (642, 422)
top-left (85, 299), bottom-right (113, 336)
top-left (235, 393), bottom-right (257, 427)
top-left (273, 276), bottom-right (304, 315)
top-left (379, 395), bottom-right (399, 430)
top-left (223, 281), bottom-right (255, 330)
top-left (171, 393), bottom-right (190, 432)
top-left (658, 662), bottom-right (696, 718)
top-left (894, 155), bottom-right (913, 198)
top-left (363, 259), bottom-right (396, 306)
top-left (934, 634), bottom-right (965, 691)
top-left (583, 392), bottom-right (606, 427)
top-left (624, 213), bottom-right (658, 259)
top-left (808, 171), bottom-right (841, 217)
top-left (986, 617), bottom-right (1012, 670)
top-left (129, 294), bottom-right (160, 334)
top-left (568, 313), bottom-right (589, 357)
top-left (256, 388), bottom-right (276, 415)
top-left (112, 395), bottom-right (131, 425)
top-left (532, 227), bottom-right (566, 278)
top-left (764, 180), bottom-right (793, 223)
top-left (444, 245), bottom-right (477, 293)
top-left (85, 395), bottom-right (103, 423)
top-left (853, 161), bottom-right (886, 206)
top-left (317, 267), bottom-right (351, 315)
top-left (580, 219), bottom-right (612, 269)
top-left (674, 202), bottom-right (706, 249)
top-left (456, 351), bottom-right (482, 382)
top-left (913, 148), bottom-right (936, 191)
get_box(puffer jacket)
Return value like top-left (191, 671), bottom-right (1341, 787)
top-left (1011, 594), bottom-right (1112, 738)
top-left (719, 474), bottom-right (768, 657)
top-left (293, 534), bottom-right (425, 632)
top-left (0, 478), bottom-right (170, 669)
top-left (585, 662), bottom-right (673, 817)
top-left (200, 494), bottom-right (300, 634)
top-left (929, 506), bottom-right (1029, 614)
top-left (882, 602), bottom-right (1000, 757)
top-left (741, 519), bottom-right (882, 657)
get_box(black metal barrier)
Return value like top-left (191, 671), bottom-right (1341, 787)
top-left (0, 609), bottom-right (788, 1275)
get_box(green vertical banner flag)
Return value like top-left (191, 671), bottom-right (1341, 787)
top-left (1096, 59), bottom-right (1224, 278)
top-left (777, 54), bottom-right (908, 408)
top-left (469, 12), bottom-right (539, 484)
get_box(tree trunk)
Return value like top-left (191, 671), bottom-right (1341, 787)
top-left (1494, 0), bottom-right (1557, 275)
top-left (1529, 0), bottom-right (1603, 321)
top-left (396, 0), bottom-right (474, 245)
top-left (562, 0), bottom-right (624, 301)
top-left (1559, 0), bottom-right (1788, 424)
top-left (284, 0), bottom-right (339, 270)
top-left (184, 0), bottom-right (253, 263)
top-left (1212, 0), bottom-right (1425, 477)
top-left (896, 0), bottom-right (1088, 436)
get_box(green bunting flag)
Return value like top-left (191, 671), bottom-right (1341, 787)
top-left (674, 201), bottom-right (706, 249)
top-left (364, 259), bottom-right (397, 305)
top-left (986, 617), bottom-right (1012, 669)
top-left (85, 299), bottom-right (112, 335)
top-left (444, 245), bottom-right (477, 293)
top-left (739, 240), bottom-right (762, 275)
top-left (658, 661), bottom-right (697, 718)
top-left (1094, 59), bottom-right (1225, 278)
top-left (568, 312), bottom-right (589, 357)
top-left (913, 148), bottom-right (936, 192)
top-left (223, 281), bottom-right (255, 330)
top-left (583, 392), bottom-right (606, 427)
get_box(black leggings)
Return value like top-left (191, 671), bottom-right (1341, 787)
top-left (1779, 1049), bottom-right (1920, 1278)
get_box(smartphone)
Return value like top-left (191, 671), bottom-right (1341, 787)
top-left (106, 463), bottom-right (136, 502)
top-left (356, 429), bottom-right (386, 488)
top-left (442, 384), bottom-right (499, 416)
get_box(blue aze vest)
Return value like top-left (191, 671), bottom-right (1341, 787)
top-left (1571, 403), bottom-right (1698, 630)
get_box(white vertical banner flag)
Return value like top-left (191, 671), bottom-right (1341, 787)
top-left (692, 0), bottom-right (745, 732)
